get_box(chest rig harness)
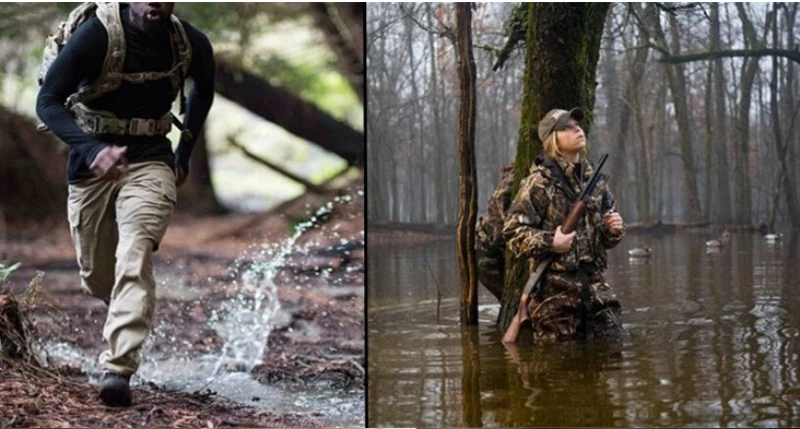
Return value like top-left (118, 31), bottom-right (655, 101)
top-left (39, 2), bottom-right (192, 138)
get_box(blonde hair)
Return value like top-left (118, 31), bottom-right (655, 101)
top-left (543, 132), bottom-right (562, 159)
top-left (542, 130), bottom-right (588, 159)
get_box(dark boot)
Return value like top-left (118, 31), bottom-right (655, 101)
top-left (99, 371), bottom-right (132, 407)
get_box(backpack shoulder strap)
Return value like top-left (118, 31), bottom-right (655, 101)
top-left (168, 16), bottom-right (193, 113)
top-left (169, 16), bottom-right (193, 80)
top-left (66, 2), bottom-right (125, 108)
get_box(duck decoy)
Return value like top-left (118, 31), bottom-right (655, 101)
top-left (628, 246), bottom-right (652, 258)
top-left (706, 230), bottom-right (731, 248)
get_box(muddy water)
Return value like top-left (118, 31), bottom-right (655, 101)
top-left (368, 232), bottom-right (800, 428)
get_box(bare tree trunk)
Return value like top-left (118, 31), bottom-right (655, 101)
top-left (498, 2), bottom-right (610, 333)
top-left (733, 3), bottom-right (769, 225)
top-left (634, 89), bottom-right (652, 222)
top-left (617, 22), bottom-right (649, 221)
top-left (460, 328), bottom-right (482, 426)
top-left (404, 13), bottom-right (425, 223)
top-left (650, 6), bottom-right (702, 222)
top-left (455, 3), bottom-right (478, 325)
top-left (783, 4), bottom-right (799, 223)
top-left (366, 9), bottom-right (386, 222)
top-left (711, 4), bottom-right (733, 224)
top-left (704, 62), bottom-right (714, 223)
top-left (427, 4), bottom-right (446, 223)
top-left (392, 153), bottom-right (400, 221)
top-left (656, 70), bottom-right (668, 222)
top-left (603, 34), bottom-right (625, 211)
top-left (366, 118), bottom-right (383, 220)
top-left (770, 5), bottom-right (800, 227)
top-left (631, 8), bottom-right (653, 223)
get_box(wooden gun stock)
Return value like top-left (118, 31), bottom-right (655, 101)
top-left (561, 200), bottom-right (586, 235)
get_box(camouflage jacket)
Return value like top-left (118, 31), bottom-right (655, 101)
top-left (503, 154), bottom-right (624, 273)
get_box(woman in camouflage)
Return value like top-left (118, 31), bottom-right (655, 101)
top-left (502, 108), bottom-right (626, 343)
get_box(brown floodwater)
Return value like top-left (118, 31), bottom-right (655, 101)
top-left (367, 231), bottom-right (800, 427)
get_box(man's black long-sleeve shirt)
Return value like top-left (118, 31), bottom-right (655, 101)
top-left (36, 3), bottom-right (215, 183)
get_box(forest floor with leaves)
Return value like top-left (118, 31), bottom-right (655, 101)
top-left (0, 182), bottom-right (364, 428)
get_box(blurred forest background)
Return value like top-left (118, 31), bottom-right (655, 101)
top-left (0, 2), bottom-right (364, 229)
top-left (367, 2), bottom-right (799, 230)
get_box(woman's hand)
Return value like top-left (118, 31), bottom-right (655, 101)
top-left (604, 211), bottom-right (625, 236)
top-left (552, 226), bottom-right (576, 253)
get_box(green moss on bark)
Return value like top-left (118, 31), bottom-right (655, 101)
top-left (499, 2), bottom-right (611, 333)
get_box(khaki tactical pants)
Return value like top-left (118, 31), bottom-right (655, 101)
top-left (67, 161), bottom-right (176, 376)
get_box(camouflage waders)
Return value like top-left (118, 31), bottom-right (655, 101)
top-left (529, 265), bottom-right (623, 342)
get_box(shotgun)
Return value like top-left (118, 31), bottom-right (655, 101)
top-left (502, 154), bottom-right (609, 343)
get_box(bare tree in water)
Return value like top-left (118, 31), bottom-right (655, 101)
top-left (454, 3), bottom-right (478, 325)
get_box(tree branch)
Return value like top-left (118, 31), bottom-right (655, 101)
top-left (492, 3), bottom-right (526, 71)
top-left (473, 43), bottom-right (500, 55)
top-left (227, 136), bottom-right (332, 196)
top-left (659, 48), bottom-right (800, 65)
top-left (655, 2), bottom-right (702, 14)
top-left (398, 3), bottom-right (453, 40)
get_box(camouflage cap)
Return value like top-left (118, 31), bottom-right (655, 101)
top-left (537, 108), bottom-right (585, 142)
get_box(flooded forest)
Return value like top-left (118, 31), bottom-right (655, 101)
top-left (368, 2), bottom-right (800, 230)
top-left (368, 3), bottom-right (800, 428)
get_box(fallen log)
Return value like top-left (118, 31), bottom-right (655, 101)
top-left (215, 59), bottom-right (364, 166)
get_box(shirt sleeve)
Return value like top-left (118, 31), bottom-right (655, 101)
top-left (35, 18), bottom-right (108, 169)
top-left (174, 21), bottom-right (215, 173)
top-left (503, 171), bottom-right (555, 260)
top-left (598, 181), bottom-right (625, 249)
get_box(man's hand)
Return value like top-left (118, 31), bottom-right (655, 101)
top-left (90, 145), bottom-right (127, 180)
top-left (604, 211), bottom-right (625, 236)
top-left (552, 225), bottom-right (576, 254)
top-left (175, 165), bottom-right (187, 187)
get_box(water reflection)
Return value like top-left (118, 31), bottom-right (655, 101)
top-left (368, 232), bottom-right (800, 427)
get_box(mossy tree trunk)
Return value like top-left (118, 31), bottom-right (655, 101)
top-left (497, 2), bottom-right (610, 333)
top-left (455, 3), bottom-right (479, 325)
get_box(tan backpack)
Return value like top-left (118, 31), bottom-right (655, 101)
top-left (38, 2), bottom-right (192, 137)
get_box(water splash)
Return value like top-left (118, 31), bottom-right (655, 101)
top-left (210, 200), bottom-right (338, 375)
top-left (41, 191), bottom-right (362, 425)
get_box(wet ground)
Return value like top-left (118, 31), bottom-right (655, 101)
top-left (0, 188), bottom-right (364, 428)
top-left (368, 230), bottom-right (800, 428)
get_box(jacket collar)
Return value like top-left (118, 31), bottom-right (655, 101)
top-left (533, 153), bottom-right (596, 201)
